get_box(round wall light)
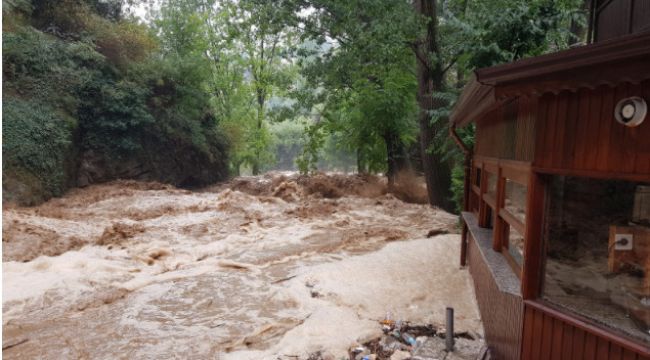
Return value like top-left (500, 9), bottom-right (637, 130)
top-left (614, 97), bottom-right (647, 127)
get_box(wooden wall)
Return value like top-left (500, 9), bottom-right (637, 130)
top-left (475, 97), bottom-right (537, 162)
top-left (534, 81), bottom-right (650, 178)
top-left (595, 0), bottom-right (650, 42)
top-left (522, 301), bottom-right (650, 360)
top-left (467, 233), bottom-right (523, 360)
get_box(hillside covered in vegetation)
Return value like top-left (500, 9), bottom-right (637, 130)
top-left (3, 0), bottom-right (229, 205)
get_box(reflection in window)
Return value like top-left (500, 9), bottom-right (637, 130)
top-left (485, 206), bottom-right (494, 229)
top-left (486, 172), bottom-right (497, 198)
top-left (505, 179), bottom-right (527, 224)
top-left (543, 176), bottom-right (650, 345)
top-left (507, 225), bottom-right (524, 266)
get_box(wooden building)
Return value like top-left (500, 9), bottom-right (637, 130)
top-left (450, 1), bottom-right (650, 359)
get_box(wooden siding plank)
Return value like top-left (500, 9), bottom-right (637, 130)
top-left (563, 90), bottom-right (580, 169)
top-left (596, 337), bottom-right (611, 360)
top-left (525, 97), bottom-right (538, 162)
top-left (541, 312), bottom-right (554, 359)
top-left (610, 343), bottom-right (624, 360)
top-left (573, 328), bottom-right (586, 360)
top-left (545, 93), bottom-right (560, 169)
top-left (561, 322), bottom-right (575, 360)
top-left (584, 86), bottom-right (603, 170)
top-left (551, 318), bottom-right (565, 359)
top-left (522, 305), bottom-right (535, 359)
top-left (574, 88), bottom-right (592, 170)
top-left (584, 332), bottom-right (598, 360)
top-left (607, 83), bottom-right (629, 173)
top-left (552, 91), bottom-right (569, 169)
top-left (535, 95), bottom-right (551, 168)
top-left (636, 80), bottom-right (650, 174)
top-left (619, 83), bottom-right (638, 173)
top-left (531, 308), bottom-right (545, 360)
top-left (622, 348), bottom-right (638, 360)
top-left (595, 86), bottom-right (615, 172)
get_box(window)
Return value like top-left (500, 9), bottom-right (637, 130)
top-left (505, 225), bottom-right (524, 267)
top-left (486, 172), bottom-right (497, 199)
top-left (542, 176), bottom-right (650, 345)
top-left (505, 179), bottom-right (527, 224)
top-left (472, 160), bottom-right (530, 276)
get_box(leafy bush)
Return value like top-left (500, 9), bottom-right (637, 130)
top-left (3, 4), bottom-right (230, 204)
top-left (2, 98), bottom-right (73, 200)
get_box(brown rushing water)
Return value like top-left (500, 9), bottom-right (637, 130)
top-left (3, 173), bottom-right (482, 359)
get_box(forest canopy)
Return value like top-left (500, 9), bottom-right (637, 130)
top-left (2, 0), bottom-right (588, 209)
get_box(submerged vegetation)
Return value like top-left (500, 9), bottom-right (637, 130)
top-left (2, 0), bottom-right (588, 209)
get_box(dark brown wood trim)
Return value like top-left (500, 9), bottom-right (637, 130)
top-left (494, 166), bottom-right (506, 251)
top-left (532, 166), bottom-right (650, 182)
top-left (473, 155), bottom-right (532, 169)
top-left (521, 173), bottom-right (546, 300)
top-left (500, 209), bottom-right (526, 235)
top-left (501, 166), bottom-right (530, 186)
top-left (524, 300), bottom-right (650, 356)
top-left (450, 32), bottom-right (650, 126)
top-left (477, 32), bottom-right (650, 86)
top-left (484, 194), bottom-right (496, 209)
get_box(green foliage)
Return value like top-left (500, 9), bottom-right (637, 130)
top-left (77, 78), bottom-right (154, 154)
top-left (2, 98), bottom-right (73, 198)
top-left (268, 119), bottom-right (305, 170)
top-left (296, 121), bottom-right (326, 174)
top-left (449, 0), bottom-right (584, 70)
top-left (294, 0), bottom-right (419, 174)
top-left (2, 0), bottom-right (229, 204)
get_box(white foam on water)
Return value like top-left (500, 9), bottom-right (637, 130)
top-left (2, 175), bottom-right (481, 359)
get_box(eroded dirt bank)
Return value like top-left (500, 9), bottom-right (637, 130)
top-left (3, 173), bottom-right (482, 359)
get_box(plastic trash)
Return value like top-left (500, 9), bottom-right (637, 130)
top-left (381, 311), bottom-right (395, 327)
top-left (401, 333), bottom-right (417, 346)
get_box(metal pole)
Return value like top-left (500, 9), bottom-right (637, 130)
top-left (446, 307), bottom-right (454, 352)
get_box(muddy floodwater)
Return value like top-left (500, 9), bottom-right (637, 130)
top-left (2, 173), bottom-right (482, 359)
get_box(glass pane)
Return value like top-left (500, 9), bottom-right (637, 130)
top-left (470, 191), bottom-right (479, 213)
top-left (486, 172), bottom-right (497, 198)
top-left (475, 168), bottom-right (482, 187)
top-left (505, 179), bottom-right (527, 224)
top-left (507, 225), bottom-right (524, 267)
top-left (543, 176), bottom-right (650, 346)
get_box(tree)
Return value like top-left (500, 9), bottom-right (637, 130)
top-left (292, 0), bottom-right (420, 185)
top-left (218, 0), bottom-right (298, 174)
top-left (413, 0), bottom-right (454, 211)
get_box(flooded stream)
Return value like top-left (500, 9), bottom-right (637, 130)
top-left (3, 173), bottom-right (482, 359)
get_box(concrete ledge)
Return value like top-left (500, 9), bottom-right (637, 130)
top-left (462, 212), bottom-right (521, 297)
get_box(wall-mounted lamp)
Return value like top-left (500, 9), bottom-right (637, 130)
top-left (614, 97), bottom-right (647, 127)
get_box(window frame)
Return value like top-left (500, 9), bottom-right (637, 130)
top-left (473, 156), bottom-right (531, 278)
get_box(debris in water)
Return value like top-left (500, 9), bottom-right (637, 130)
top-left (2, 338), bottom-right (29, 351)
top-left (426, 229), bottom-right (449, 238)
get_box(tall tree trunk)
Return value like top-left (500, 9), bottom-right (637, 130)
top-left (414, 0), bottom-right (453, 212)
top-left (356, 147), bottom-right (366, 174)
top-left (252, 91), bottom-right (265, 176)
top-left (384, 129), bottom-right (411, 188)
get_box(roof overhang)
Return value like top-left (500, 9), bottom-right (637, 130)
top-left (451, 31), bottom-right (650, 127)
